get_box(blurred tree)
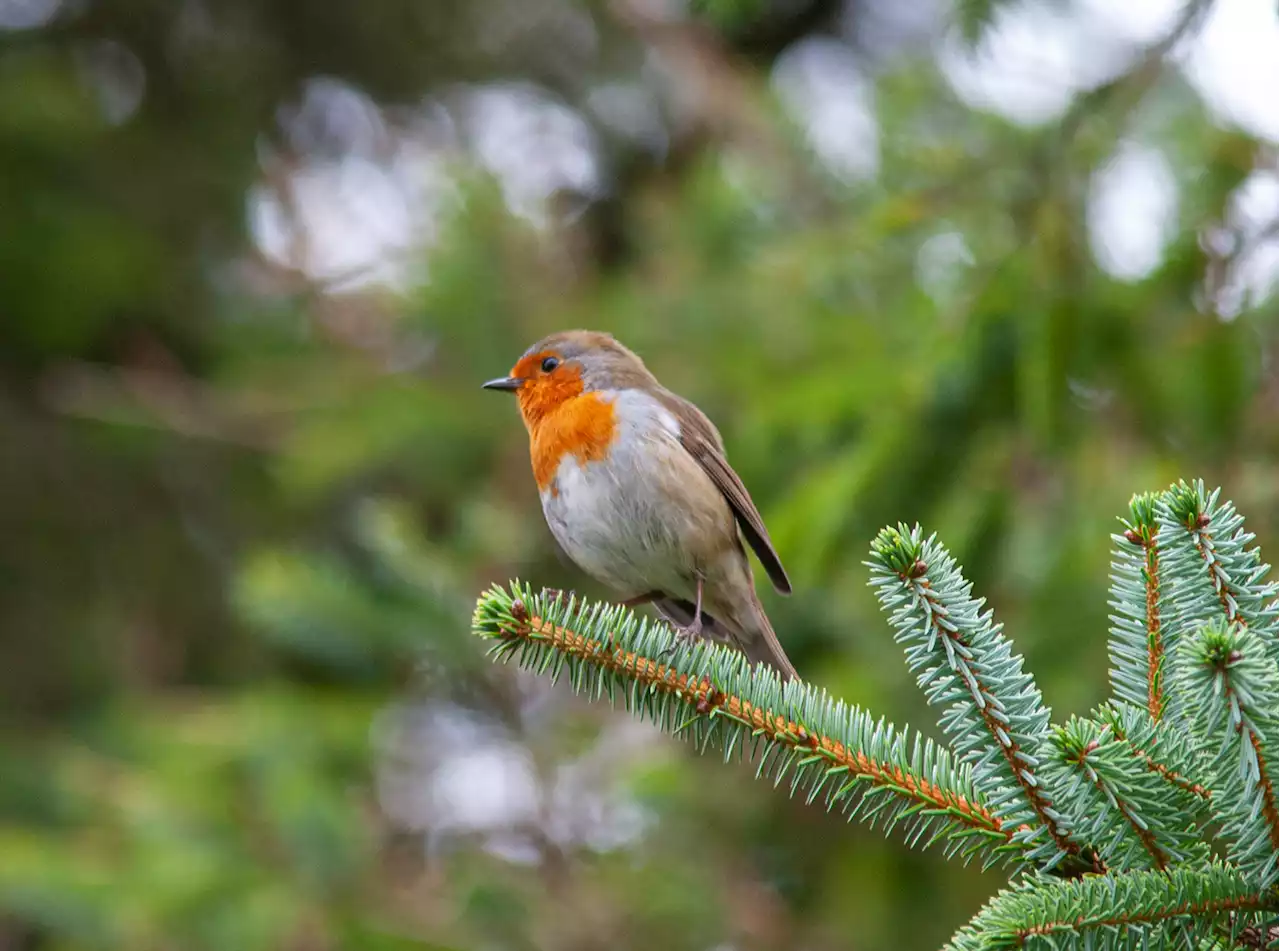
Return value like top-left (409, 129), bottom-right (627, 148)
top-left (0, 0), bottom-right (1275, 948)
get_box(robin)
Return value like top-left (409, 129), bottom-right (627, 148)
top-left (484, 330), bottom-right (798, 680)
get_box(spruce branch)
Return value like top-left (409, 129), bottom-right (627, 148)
top-left (1109, 492), bottom-right (1177, 722)
top-left (1095, 701), bottom-right (1212, 808)
top-left (867, 526), bottom-right (1094, 875)
top-left (1177, 620), bottom-right (1280, 889)
top-left (471, 582), bottom-right (1022, 869)
top-left (471, 482), bottom-right (1278, 948)
top-left (1054, 717), bottom-right (1168, 872)
top-left (1044, 715), bottom-right (1208, 872)
top-left (1161, 481), bottom-right (1279, 661)
top-left (945, 863), bottom-right (1277, 951)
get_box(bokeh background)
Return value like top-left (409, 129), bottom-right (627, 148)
top-left (1, 0), bottom-right (1276, 948)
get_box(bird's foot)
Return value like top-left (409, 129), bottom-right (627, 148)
top-left (659, 616), bottom-right (704, 661)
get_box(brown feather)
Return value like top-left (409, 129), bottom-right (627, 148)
top-left (652, 389), bottom-right (792, 596)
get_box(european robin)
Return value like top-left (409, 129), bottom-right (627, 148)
top-left (484, 330), bottom-right (798, 680)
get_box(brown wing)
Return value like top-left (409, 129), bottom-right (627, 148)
top-left (654, 390), bottom-right (792, 595)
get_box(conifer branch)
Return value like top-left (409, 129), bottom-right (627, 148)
top-left (1096, 702), bottom-right (1212, 805)
top-left (946, 863), bottom-right (1276, 951)
top-left (1177, 621), bottom-right (1280, 889)
top-left (1109, 493), bottom-right (1175, 721)
top-left (471, 481), bottom-right (1278, 946)
top-left (471, 583), bottom-right (1021, 868)
top-left (1161, 482), bottom-right (1279, 660)
top-left (868, 526), bottom-right (1095, 875)
top-left (1045, 716), bottom-right (1208, 872)
top-left (1044, 721), bottom-right (1167, 870)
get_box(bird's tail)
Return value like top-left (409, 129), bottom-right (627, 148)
top-left (653, 592), bottom-right (798, 681)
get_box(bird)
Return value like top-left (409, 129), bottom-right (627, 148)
top-left (483, 330), bottom-right (798, 680)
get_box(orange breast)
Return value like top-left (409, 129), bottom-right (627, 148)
top-left (529, 393), bottom-right (618, 494)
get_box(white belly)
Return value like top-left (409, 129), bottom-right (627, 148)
top-left (539, 390), bottom-right (734, 599)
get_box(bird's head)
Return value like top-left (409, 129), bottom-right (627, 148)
top-left (483, 330), bottom-right (657, 428)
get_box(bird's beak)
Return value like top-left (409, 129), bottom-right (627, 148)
top-left (482, 376), bottom-right (524, 392)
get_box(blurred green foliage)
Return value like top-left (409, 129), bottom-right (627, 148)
top-left (0, 0), bottom-right (1275, 949)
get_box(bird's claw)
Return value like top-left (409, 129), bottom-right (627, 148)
top-left (659, 618), bottom-right (703, 660)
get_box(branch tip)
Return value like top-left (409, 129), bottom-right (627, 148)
top-left (473, 585), bottom-right (1015, 857)
top-left (909, 569), bottom-right (1084, 866)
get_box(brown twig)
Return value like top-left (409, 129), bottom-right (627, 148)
top-left (1248, 731), bottom-right (1280, 853)
top-left (1016, 890), bottom-right (1275, 945)
top-left (1072, 741), bottom-right (1170, 871)
top-left (494, 611), bottom-right (1014, 844)
top-left (1212, 655), bottom-right (1280, 853)
top-left (1125, 525), bottom-right (1169, 721)
top-left (1142, 756), bottom-right (1213, 802)
top-left (1185, 518), bottom-right (1252, 631)
top-left (1140, 528), bottom-right (1167, 721)
top-left (894, 565), bottom-right (1098, 874)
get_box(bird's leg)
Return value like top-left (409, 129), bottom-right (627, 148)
top-left (660, 577), bottom-right (705, 659)
top-left (679, 577), bottom-right (704, 640)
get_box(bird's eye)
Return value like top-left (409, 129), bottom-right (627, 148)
top-left (540, 356), bottom-right (560, 373)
